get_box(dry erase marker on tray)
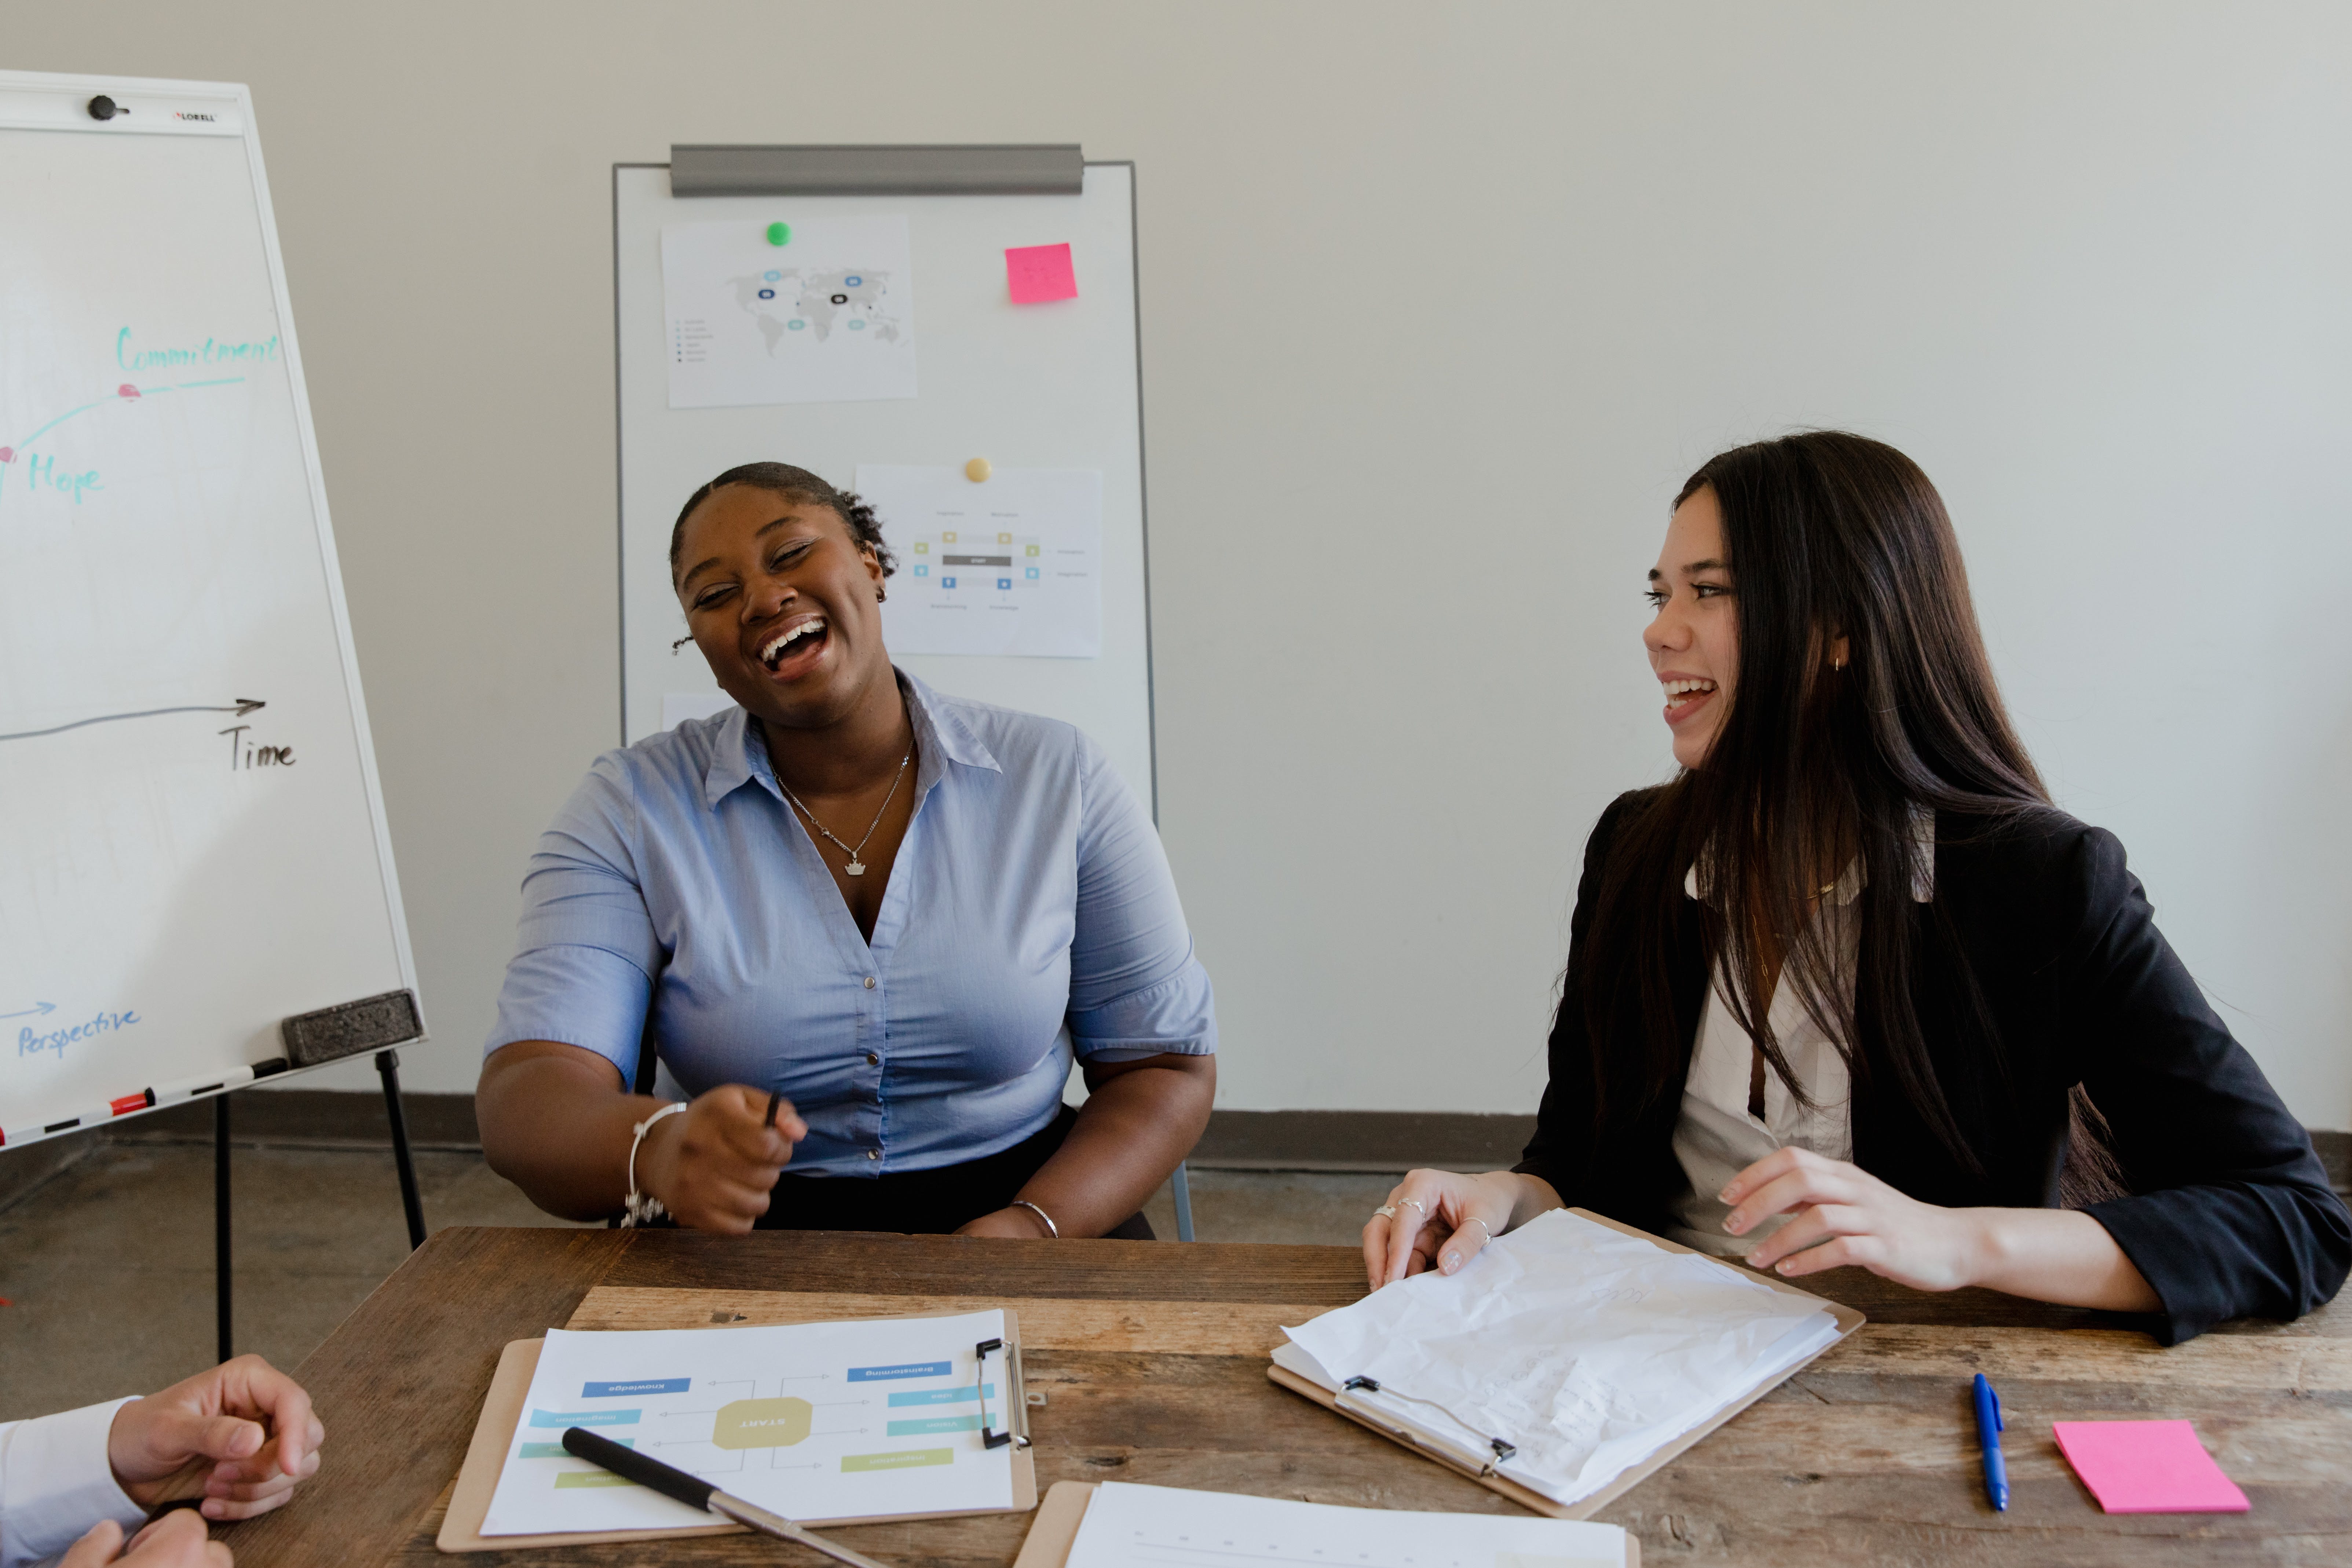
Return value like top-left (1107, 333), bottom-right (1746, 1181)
top-left (560, 1427), bottom-right (889, 1568)
top-left (151, 1065), bottom-right (259, 1104)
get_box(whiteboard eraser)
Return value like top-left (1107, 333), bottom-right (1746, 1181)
top-left (281, 989), bottom-right (423, 1067)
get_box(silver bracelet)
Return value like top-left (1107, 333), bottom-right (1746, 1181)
top-left (1009, 1198), bottom-right (1058, 1238)
top-left (622, 1102), bottom-right (687, 1228)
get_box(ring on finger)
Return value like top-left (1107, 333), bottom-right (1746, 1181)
top-left (1399, 1198), bottom-right (1427, 1217)
top-left (1372, 1205), bottom-right (1398, 1219)
top-left (1464, 1217), bottom-right (1493, 1242)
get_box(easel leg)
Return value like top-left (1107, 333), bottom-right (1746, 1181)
top-left (377, 1049), bottom-right (427, 1250)
top-left (215, 1094), bottom-right (232, 1363)
top-left (1172, 1159), bottom-right (1196, 1243)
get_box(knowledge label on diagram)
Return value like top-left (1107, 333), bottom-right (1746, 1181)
top-left (661, 215), bottom-right (917, 408)
top-left (480, 1311), bottom-right (1017, 1534)
top-left (859, 465), bottom-right (1102, 658)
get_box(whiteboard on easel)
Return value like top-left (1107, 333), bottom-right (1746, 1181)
top-left (0, 70), bottom-right (419, 1149)
top-left (613, 159), bottom-right (1155, 810)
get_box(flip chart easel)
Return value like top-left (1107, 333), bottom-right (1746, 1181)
top-left (0, 69), bottom-right (430, 1360)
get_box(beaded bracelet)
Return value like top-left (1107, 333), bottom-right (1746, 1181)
top-left (622, 1102), bottom-right (687, 1229)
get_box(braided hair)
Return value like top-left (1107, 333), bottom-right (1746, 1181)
top-left (668, 462), bottom-right (898, 585)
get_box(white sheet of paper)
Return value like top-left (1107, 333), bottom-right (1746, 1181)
top-left (661, 216), bottom-right (917, 408)
top-left (1282, 1210), bottom-right (1840, 1507)
top-left (859, 465), bottom-right (1102, 657)
top-left (479, 1312), bottom-right (1016, 1536)
top-left (1065, 1481), bottom-right (1630, 1568)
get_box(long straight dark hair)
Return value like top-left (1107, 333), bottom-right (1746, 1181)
top-left (1580, 431), bottom-right (2062, 1176)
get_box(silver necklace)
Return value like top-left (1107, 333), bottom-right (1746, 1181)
top-left (778, 742), bottom-right (912, 877)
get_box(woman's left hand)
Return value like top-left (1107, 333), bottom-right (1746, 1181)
top-left (1725, 1146), bottom-right (1986, 1291)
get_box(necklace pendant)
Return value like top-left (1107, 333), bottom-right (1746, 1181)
top-left (844, 859), bottom-right (866, 877)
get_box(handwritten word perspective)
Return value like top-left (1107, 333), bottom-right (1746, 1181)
top-left (19, 1006), bottom-right (139, 1060)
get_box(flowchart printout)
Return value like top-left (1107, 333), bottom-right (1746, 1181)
top-left (661, 215), bottom-right (917, 408)
top-left (859, 465), bottom-right (1103, 658)
top-left (479, 1311), bottom-right (1015, 1534)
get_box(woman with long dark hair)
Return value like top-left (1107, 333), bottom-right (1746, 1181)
top-left (1367, 432), bottom-right (2347, 1343)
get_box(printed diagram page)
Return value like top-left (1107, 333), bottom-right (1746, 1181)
top-left (661, 215), bottom-right (916, 408)
top-left (859, 464), bottom-right (1102, 658)
top-left (479, 1311), bottom-right (1016, 1535)
top-left (1065, 1481), bottom-right (1630, 1568)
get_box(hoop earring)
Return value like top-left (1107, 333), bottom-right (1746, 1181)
top-left (877, 587), bottom-right (887, 603)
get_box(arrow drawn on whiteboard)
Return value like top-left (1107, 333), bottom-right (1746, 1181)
top-left (0, 699), bottom-right (264, 745)
top-left (0, 1002), bottom-right (56, 1021)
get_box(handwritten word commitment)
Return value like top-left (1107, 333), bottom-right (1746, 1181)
top-left (115, 328), bottom-right (280, 372)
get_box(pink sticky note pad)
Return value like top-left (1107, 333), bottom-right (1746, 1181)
top-left (1005, 243), bottom-right (1077, 304)
top-left (2052, 1420), bottom-right (2249, 1514)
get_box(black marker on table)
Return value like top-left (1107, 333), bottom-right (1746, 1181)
top-left (560, 1427), bottom-right (889, 1567)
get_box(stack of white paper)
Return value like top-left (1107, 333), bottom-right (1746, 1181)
top-left (1065, 1481), bottom-right (1631, 1568)
top-left (1279, 1210), bottom-right (1841, 1507)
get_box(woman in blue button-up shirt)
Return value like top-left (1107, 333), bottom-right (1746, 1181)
top-left (475, 463), bottom-right (1217, 1238)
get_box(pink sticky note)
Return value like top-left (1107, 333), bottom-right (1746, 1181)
top-left (2052, 1420), bottom-right (2249, 1514)
top-left (1005, 243), bottom-right (1077, 304)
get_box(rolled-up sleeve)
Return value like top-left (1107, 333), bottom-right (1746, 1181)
top-left (486, 755), bottom-right (665, 1081)
top-left (0, 1400), bottom-right (145, 1568)
top-left (1064, 738), bottom-right (1216, 1060)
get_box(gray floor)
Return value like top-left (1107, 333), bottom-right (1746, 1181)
top-left (0, 1143), bottom-right (1396, 1419)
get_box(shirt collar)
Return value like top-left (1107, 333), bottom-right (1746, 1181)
top-left (1683, 805), bottom-right (1936, 906)
top-left (701, 666), bottom-right (1000, 810)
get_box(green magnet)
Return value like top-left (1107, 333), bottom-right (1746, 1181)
top-left (767, 222), bottom-right (791, 246)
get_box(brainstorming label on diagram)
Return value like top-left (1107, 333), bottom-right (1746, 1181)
top-left (661, 216), bottom-right (916, 408)
top-left (480, 1311), bottom-right (1017, 1534)
top-left (859, 465), bottom-right (1102, 659)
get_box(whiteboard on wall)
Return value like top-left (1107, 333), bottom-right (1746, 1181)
top-left (614, 160), bottom-right (1156, 809)
top-left (0, 70), bottom-right (418, 1149)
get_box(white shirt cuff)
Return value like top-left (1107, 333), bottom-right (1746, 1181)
top-left (0, 1399), bottom-right (148, 1568)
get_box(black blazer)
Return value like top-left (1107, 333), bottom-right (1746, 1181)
top-left (1515, 789), bottom-right (2350, 1344)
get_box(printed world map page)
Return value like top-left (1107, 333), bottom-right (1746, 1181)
top-left (661, 215), bottom-right (917, 408)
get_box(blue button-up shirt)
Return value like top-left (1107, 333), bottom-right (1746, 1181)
top-left (486, 672), bottom-right (1216, 1176)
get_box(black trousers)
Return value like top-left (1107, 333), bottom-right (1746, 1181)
top-left (753, 1104), bottom-right (1155, 1238)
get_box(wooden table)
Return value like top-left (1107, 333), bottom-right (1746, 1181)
top-left (222, 1227), bottom-right (2348, 1567)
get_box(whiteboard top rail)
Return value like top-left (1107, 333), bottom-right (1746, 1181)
top-left (0, 74), bottom-right (248, 136)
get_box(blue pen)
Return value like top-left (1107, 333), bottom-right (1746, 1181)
top-left (1972, 1373), bottom-right (2008, 1511)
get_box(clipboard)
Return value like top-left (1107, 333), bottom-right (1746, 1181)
top-left (437, 1308), bottom-right (1039, 1551)
top-left (1010, 1481), bottom-right (1640, 1568)
top-left (1266, 1209), bottom-right (1866, 1521)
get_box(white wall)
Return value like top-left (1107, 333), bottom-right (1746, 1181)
top-left (14, 3), bottom-right (2350, 1129)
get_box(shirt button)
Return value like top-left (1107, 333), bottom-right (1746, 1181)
top-left (866, 1052), bottom-right (880, 1065)
top-left (864, 976), bottom-right (876, 990)
top-left (866, 1148), bottom-right (881, 1161)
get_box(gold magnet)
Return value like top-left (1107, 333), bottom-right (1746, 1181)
top-left (965, 458), bottom-right (992, 483)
